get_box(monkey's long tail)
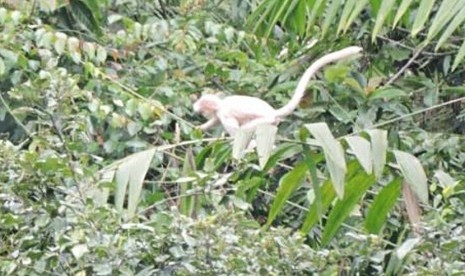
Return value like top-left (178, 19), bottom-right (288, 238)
top-left (274, 46), bottom-right (363, 117)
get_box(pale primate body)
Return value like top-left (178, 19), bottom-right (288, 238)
top-left (193, 46), bottom-right (363, 135)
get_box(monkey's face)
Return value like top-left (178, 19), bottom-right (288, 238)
top-left (193, 95), bottom-right (220, 117)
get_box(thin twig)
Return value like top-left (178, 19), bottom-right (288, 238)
top-left (386, 44), bottom-right (426, 85)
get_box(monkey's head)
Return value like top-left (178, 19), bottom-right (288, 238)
top-left (193, 94), bottom-right (221, 117)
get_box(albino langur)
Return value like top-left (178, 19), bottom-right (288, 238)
top-left (193, 46), bottom-right (362, 136)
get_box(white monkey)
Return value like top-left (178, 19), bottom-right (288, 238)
top-left (193, 46), bottom-right (362, 135)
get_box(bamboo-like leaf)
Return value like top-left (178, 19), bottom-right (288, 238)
top-left (266, 161), bottom-right (307, 227)
top-left (372, 0), bottom-right (396, 41)
top-left (69, 0), bottom-right (102, 36)
top-left (452, 38), bottom-right (465, 71)
top-left (308, 0), bottom-right (327, 34)
top-left (368, 129), bottom-right (387, 179)
top-left (113, 148), bottom-right (156, 217)
top-left (305, 123), bottom-right (346, 198)
top-left (262, 144), bottom-right (301, 172)
top-left (436, 4), bottom-right (465, 51)
top-left (179, 149), bottom-right (196, 217)
top-left (300, 179), bottom-right (335, 233)
top-left (365, 178), bottom-right (402, 234)
top-left (393, 0), bottom-right (414, 27)
top-left (344, 0), bottom-right (369, 33)
top-left (322, 0), bottom-right (344, 37)
top-left (345, 136), bottom-right (372, 174)
top-left (393, 150), bottom-right (428, 204)
top-left (336, 0), bottom-right (356, 34)
top-left (255, 124), bottom-right (277, 168)
top-left (411, 0), bottom-right (435, 37)
top-left (303, 145), bottom-right (322, 218)
top-left (321, 170), bottom-right (376, 246)
top-left (300, 161), bottom-right (358, 233)
top-left (426, 0), bottom-right (460, 42)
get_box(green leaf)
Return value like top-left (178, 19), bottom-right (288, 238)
top-left (345, 136), bottom-right (372, 174)
top-left (411, 0), bottom-right (435, 37)
top-left (300, 179), bottom-right (336, 233)
top-left (368, 88), bottom-right (408, 101)
top-left (393, 150), bottom-right (428, 204)
top-left (262, 144), bottom-right (301, 172)
top-left (452, 38), bottom-right (465, 71)
top-left (393, 0), bottom-right (414, 27)
top-left (436, 4), bottom-right (465, 51)
top-left (322, 0), bottom-right (344, 37)
top-left (371, 0), bottom-right (396, 41)
top-left (365, 178), bottom-right (402, 234)
top-left (426, 0), bottom-right (461, 42)
top-left (303, 145), bottom-right (322, 218)
top-left (305, 123), bottom-right (346, 198)
top-left (368, 129), bottom-right (387, 179)
top-left (321, 169), bottom-right (376, 246)
top-left (266, 161), bottom-right (307, 227)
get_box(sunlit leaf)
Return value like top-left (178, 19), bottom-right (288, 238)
top-left (345, 136), bottom-right (372, 174)
top-left (394, 150), bottom-right (428, 204)
top-left (305, 123), bottom-right (346, 198)
top-left (368, 129), bottom-right (387, 179)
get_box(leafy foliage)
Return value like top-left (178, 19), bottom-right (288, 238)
top-left (1, 0), bottom-right (465, 274)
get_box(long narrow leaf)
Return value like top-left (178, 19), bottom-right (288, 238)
top-left (306, 123), bottom-right (346, 198)
top-left (426, 0), bottom-right (460, 42)
top-left (322, 0), bottom-right (344, 37)
top-left (436, 4), bottom-right (465, 51)
top-left (372, 0), bottom-right (396, 41)
top-left (411, 0), bottom-right (435, 37)
top-left (337, 0), bottom-right (356, 34)
top-left (365, 178), bottom-right (402, 234)
top-left (452, 38), bottom-right (465, 71)
top-left (368, 129), bottom-right (387, 179)
top-left (345, 136), bottom-right (372, 174)
top-left (321, 170), bottom-right (376, 246)
top-left (303, 145), bottom-right (322, 218)
top-left (393, 0), bottom-right (414, 27)
top-left (266, 161), bottom-right (308, 227)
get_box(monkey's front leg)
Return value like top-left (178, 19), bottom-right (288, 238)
top-left (198, 117), bottom-right (219, 131)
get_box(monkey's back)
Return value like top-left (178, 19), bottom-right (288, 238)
top-left (221, 95), bottom-right (276, 125)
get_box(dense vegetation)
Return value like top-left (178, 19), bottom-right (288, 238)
top-left (1, 0), bottom-right (465, 274)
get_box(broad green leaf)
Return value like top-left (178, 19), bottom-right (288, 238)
top-left (396, 237), bottom-right (421, 259)
top-left (113, 148), bottom-right (156, 217)
top-left (452, 38), bottom-right (465, 71)
top-left (300, 179), bottom-right (336, 233)
top-left (411, 0), bottom-right (435, 37)
top-left (365, 178), bottom-right (402, 234)
top-left (345, 136), bottom-right (372, 174)
top-left (426, 0), bottom-right (460, 42)
top-left (372, 0), bottom-right (396, 41)
top-left (393, 150), bottom-right (428, 204)
top-left (322, 0), bottom-right (344, 37)
top-left (303, 145), bottom-right (322, 218)
top-left (263, 144), bottom-right (301, 172)
top-left (255, 124), bottom-right (278, 168)
top-left (393, 0), bottom-right (414, 27)
top-left (368, 129), bottom-right (387, 179)
top-left (266, 161), bottom-right (307, 227)
top-left (321, 170), bottom-right (376, 246)
top-left (368, 88), bottom-right (408, 101)
top-left (436, 4), bottom-right (465, 51)
top-left (306, 122), bottom-right (346, 198)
